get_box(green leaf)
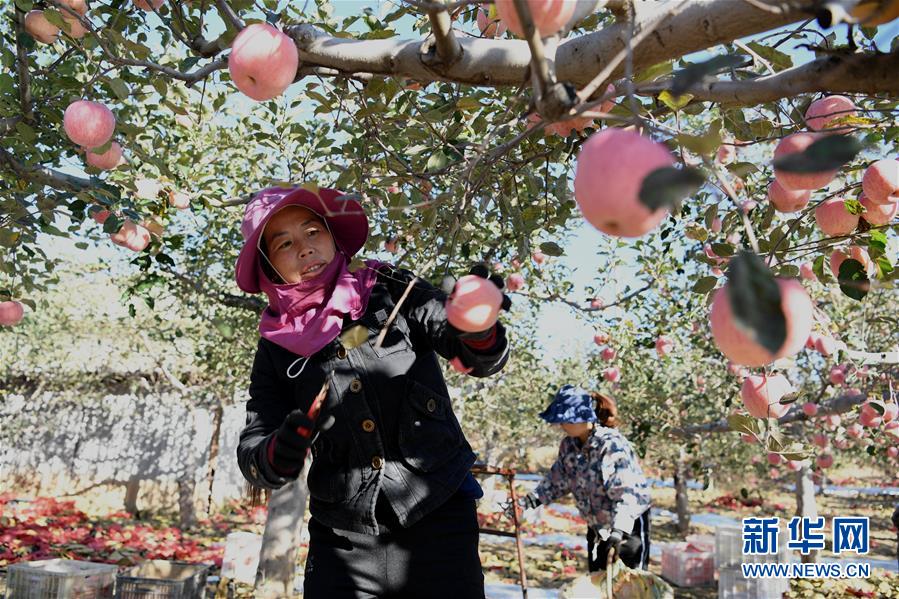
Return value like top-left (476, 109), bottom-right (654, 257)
top-left (838, 258), bottom-right (869, 301)
top-left (692, 276), bottom-right (718, 294)
top-left (638, 166), bottom-right (704, 212)
top-left (213, 319), bottom-right (235, 339)
top-left (772, 134), bottom-right (863, 173)
top-left (704, 204), bottom-right (718, 230)
top-left (634, 60), bottom-right (673, 83)
top-left (456, 97), bottom-right (482, 111)
top-left (539, 241), bottom-right (564, 257)
top-left (711, 242), bottom-right (735, 257)
top-left (658, 90), bottom-right (693, 112)
top-left (677, 125), bottom-right (722, 156)
top-left (671, 54), bottom-right (752, 96)
top-left (869, 229), bottom-right (888, 254)
top-left (425, 151), bottom-right (449, 172)
top-left (728, 414), bottom-right (761, 435)
top-left (745, 41), bottom-right (792, 70)
top-left (42, 8), bottom-right (65, 29)
top-left (843, 198), bottom-right (864, 215)
top-left (0, 228), bottom-right (21, 247)
top-left (103, 213), bottom-right (121, 235)
top-left (14, 121), bottom-right (36, 143)
top-left (107, 78), bottom-right (130, 101)
top-left (727, 251), bottom-right (786, 356)
top-left (813, 254), bottom-right (827, 281)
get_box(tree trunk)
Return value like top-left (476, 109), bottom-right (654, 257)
top-left (795, 465), bottom-right (818, 564)
top-left (178, 476), bottom-right (197, 530)
top-left (674, 459), bottom-right (690, 535)
top-left (124, 477), bottom-right (141, 517)
top-left (254, 460), bottom-right (310, 598)
top-left (205, 400), bottom-right (225, 516)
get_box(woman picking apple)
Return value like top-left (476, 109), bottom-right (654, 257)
top-left (516, 386), bottom-right (652, 572)
top-left (233, 185), bottom-right (511, 598)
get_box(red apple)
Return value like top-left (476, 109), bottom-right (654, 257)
top-left (655, 335), bottom-right (674, 358)
top-left (861, 159), bottom-right (899, 204)
top-left (860, 192), bottom-right (898, 225)
top-left (63, 100), bottom-right (115, 149)
top-left (505, 273), bottom-right (525, 292)
top-left (0, 301), bottom-right (25, 326)
top-left (602, 366), bottom-right (620, 383)
top-left (829, 365), bottom-right (846, 386)
top-left (767, 180), bottom-right (811, 213)
top-left (815, 453), bottom-right (833, 469)
top-left (85, 141), bottom-right (123, 170)
top-left (710, 279), bottom-right (813, 367)
top-left (773, 132), bottom-right (837, 191)
top-left (740, 373), bottom-right (793, 419)
top-left (574, 128), bottom-right (675, 238)
top-left (813, 433), bottom-right (829, 448)
top-left (228, 23), bottom-right (299, 101)
top-left (445, 275), bottom-right (502, 333)
top-left (600, 347), bottom-right (616, 362)
top-left (805, 95), bottom-right (857, 132)
top-left (24, 10), bottom-right (59, 44)
top-left (815, 198), bottom-right (859, 237)
top-left (493, 0), bottom-right (576, 37)
top-left (134, 0), bottom-right (164, 10)
top-left (593, 332), bottom-right (609, 345)
top-left (830, 246), bottom-right (875, 278)
top-left (802, 402), bottom-right (819, 417)
top-left (168, 190), bottom-right (191, 210)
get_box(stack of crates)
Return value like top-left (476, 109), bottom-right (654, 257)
top-left (715, 526), bottom-right (791, 599)
top-left (661, 541), bottom-right (715, 587)
top-left (5, 559), bottom-right (118, 599)
top-left (114, 561), bottom-right (210, 599)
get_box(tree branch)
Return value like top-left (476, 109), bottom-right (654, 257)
top-left (14, 8), bottom-right (34, 123)
top-left (671, 391), bottom-right (868, 437)
top-left (0, 147), bottom-right (93, 191)
top-left (216, 0), bottom-right (244, 31)
top-left (0, 117), bottom-right (23, 136)
top-left (640, 50), bottom-right (899, 105)
top-left (285, 0), bottom-right (805, 88)
top-left (422, 1), bottom-right (462, 67)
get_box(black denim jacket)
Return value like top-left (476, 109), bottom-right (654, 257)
top-left (236, 266), bottom-right (509, 534)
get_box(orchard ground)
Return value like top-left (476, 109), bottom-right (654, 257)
top-left (1, 462), bottom-right (897, 598)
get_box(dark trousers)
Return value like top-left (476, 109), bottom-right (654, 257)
top-left (303, 492), bottom-right (485, 598)
top-left (586, 509), bottom-right (651, 572)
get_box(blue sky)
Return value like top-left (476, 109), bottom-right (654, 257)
top-left (32, 2), bottom-right (898, 362)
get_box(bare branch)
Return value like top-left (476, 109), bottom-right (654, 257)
top-left (423, 1), bottom-right (462, 67)
top-left (639, 51), bottom-right (899, 105)
top-left (216, 0), bottom-right (245, 31)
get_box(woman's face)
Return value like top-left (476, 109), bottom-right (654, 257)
top-left (262, 206), bottom-right (336, 284)
top-left (560, 422), bottom-right (593, 438)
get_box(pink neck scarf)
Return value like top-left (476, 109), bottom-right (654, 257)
top-left (258, 254), bottom-right (383, 357)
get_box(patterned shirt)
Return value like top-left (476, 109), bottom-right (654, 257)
top-left (534, 426), bottom-right (651, 532)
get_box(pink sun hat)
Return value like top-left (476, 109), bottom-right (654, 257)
top-left (235, 185), bottom-right (369, 294)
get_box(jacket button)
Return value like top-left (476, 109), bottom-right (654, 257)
top-left (426, 398), bottom-right (437, 413)
top-left (350, 379), bottom-right (362, 393)
top-left (362, 419), bottom-right (376, 432)
top-left (336, 346), bottom-right (347, 359)
top-left (250, 465), bottom-right (258, 478)
top-left (371, 456), bottom-right (383, 470)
